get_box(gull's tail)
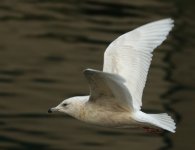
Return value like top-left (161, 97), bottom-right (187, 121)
top-left (134, 111), bottom-right (176, 133)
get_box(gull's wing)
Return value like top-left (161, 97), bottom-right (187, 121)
top-left (83, 69), bottom-right (133, 111)
top-left (103, 18), bottom-right (174, 110)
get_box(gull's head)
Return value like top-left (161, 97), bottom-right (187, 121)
top-left (48, 96), bottom-right (88, 117)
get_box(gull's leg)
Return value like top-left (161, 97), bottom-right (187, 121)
top-left (142, 126), bottom-right (163, 134)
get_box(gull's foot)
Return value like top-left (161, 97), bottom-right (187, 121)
top-left (142, 126), bottom-right (163, 134)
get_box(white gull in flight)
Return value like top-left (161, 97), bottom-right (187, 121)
top-left (48, 18), bottom-right (176, 133)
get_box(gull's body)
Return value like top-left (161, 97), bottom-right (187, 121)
top-left (49, 18), bottom-right (176, 133)
top-left (66, 96), bottom-right (137, 128)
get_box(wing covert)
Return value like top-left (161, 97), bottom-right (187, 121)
top-left (83, 69), bottom-right (133, 111)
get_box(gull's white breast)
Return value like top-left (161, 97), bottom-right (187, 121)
top-left (77, 101), bottom-right (137, 128)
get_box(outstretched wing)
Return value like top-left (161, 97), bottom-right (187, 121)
top-left (83, 69), bottom-right (133, 111)
top-left (103, 18), bottom-right (174, 110)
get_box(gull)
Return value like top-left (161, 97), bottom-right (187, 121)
top-left (48, 18), bottom-right (176, 133)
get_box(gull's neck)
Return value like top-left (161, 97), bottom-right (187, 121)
top-left (70, 96), bottom-right (89, 119)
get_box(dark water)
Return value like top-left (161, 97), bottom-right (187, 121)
top-left (0, 0), bottom-right (194, 150)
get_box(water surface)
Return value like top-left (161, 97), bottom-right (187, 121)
top-left (0, 0), bottom-right (194, 150)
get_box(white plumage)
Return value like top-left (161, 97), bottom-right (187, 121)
top-left (103, 18), bottom-right (174, 110)
top-left (49, 19), bottom-right (176, 133)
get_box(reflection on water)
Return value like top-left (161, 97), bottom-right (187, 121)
top-left (0, 0), bottom-right (194, 150)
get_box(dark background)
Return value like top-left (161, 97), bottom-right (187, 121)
top-left (0, 0), bottom-right (194, 150)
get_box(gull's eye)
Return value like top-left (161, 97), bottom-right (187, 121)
top-left (62, 103), bottom-right (68, 107)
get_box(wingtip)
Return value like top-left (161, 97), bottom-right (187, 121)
top-left (166, 18), bottom-right (174, 22)
top-left (83, 68), bottom-right (98, 77)
top-left (154, 18), bottom-right (175, 35)
top-left (160, 18), bottom-right (174, 23)
top-left (163, 18), bottom-right (175, 28)
top-left (168, 18), bottom-right (174, 27)
top-left (83, 68), bottom-right (91, 75)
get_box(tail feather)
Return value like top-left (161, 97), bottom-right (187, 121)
top-left (134, 112), bottom-right (176, 133)
top-left (149, 113), bottom-right (176, 133)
